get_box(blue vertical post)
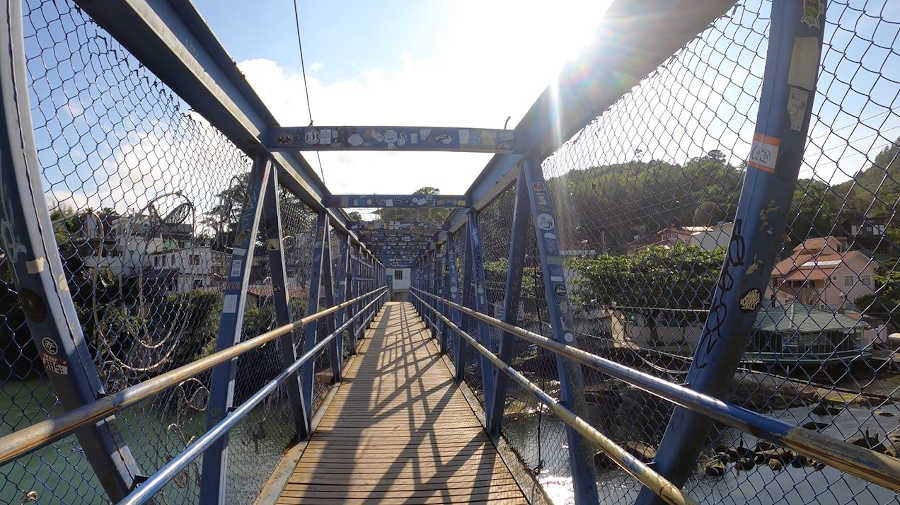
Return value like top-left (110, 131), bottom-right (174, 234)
top-left (486, 169), bottom-right (531, 437)
top-left (636, 4), bottom-right (824, 503)
top-left (261, 166), bottom-right (308, 440)
top-left (330, 229), bottom-right (347, 363)
top-left (200, 152), bottom-right (271, 505)
top-left (447, 233), bottom-right (461, 360)
top-left (454, 222), bottom-right (473, 382)
top-left (319, 221), bottom-right (341, 381)
top-left (467, 210), bottom-right (495, 399)
top-left (347, 244), bottom-right (358, 342)
top-left (521, 158), bottom-right (599, 504)
top-left (0, 5), bottom-right (147, 499)
top-left (439, 235), bottom-right (452, 354)
top-left (340, 234), bottom-right (354, 355)
top-left (300, 212), bottom-right (328, 426)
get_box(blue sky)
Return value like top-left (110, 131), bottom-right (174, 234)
top-left (189, 0), bottom-right (612, 209)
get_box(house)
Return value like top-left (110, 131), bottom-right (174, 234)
top-left (150, 246), bottom-right (229, 293)
top-left (594, 300), bottom-right (870, 364)
top-left (745, 301), bottom-right (870, 364)
top-left (631, 222), bottom-right (733, 253)
top-left (769, 236), bottom-right (878, 312)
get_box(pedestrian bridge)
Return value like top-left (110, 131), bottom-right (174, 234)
top-left (0, 1), bottom-right (899, 505)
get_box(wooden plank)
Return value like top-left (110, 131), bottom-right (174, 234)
top-left (274, 301), bottom-right (529, 504)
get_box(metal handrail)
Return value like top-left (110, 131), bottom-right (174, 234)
top-left (410, 287), bottom-right (900, 492)
top-left (0, 286), bottom-right (387, 466)
top-left (410, 291), bottom-right (696, 505)
top-left (119, 290), bottom-right (386, 505)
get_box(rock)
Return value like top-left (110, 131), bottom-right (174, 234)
top-left (874, 409), bottom-right (895, 418)
top-left (791, 454), bottom-right (808, 468)
top-left (808, 459), bottom-right (826, 471)
top-left (802, 421), bottom-right (829, 431)
top-left (812, 402), bottom-right (841, 416)
top-left (726, 447), bottom-right (739, 462)
top-left (755, 440), bottom-right (775, 452)
top-left (594, 451), bottom-right (615, 469)
top-left (623, 441), bottom-right (656, 463)
top-left (737, 457), bottom-right (755, 471)
top-left (767, 458), bottom-right (783, 471)
top-left (846, 429), bottom-right (880, 449)
top-left (874, 441), bottom-right (898, 458)
top-left (705, 461), bottom-right (726, 477)
top-left (755, 448), bottom-right (794, 463)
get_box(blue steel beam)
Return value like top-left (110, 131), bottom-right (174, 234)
top-left (486, 168), bottom-right (531, 437)
top-left (636, 4), bottom-right (826, 503)
top-left (0, 2), bottom-right (147, 499)
top-left (200, 152), bottom-right (271, 505)
top-left (266, 126), bottom-right (514, 153)
top-left (326, 194), bottom-right (468, 208)
top-left (300, 213), bottom-right (329, 428)
top-left (261, 164), bottom-right (308, 440)
top-left (521, 158), bottom-right (599, 504)
top-left (319, 219), bottom-right (342, 381)
top-left (467, 211), bottom-right (496, 399)
top-left (454, 221), bottom-right (474, 383)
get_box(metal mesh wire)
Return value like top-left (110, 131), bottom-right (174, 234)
top-left (0, 1), bottom-right (318, 503)
top-left (531, 1), bottom-right (900, 504)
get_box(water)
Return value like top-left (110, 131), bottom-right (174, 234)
top-left (502, 404), bottom-right (900, 505)
top-left (0, 379), bottom-right (293, 505)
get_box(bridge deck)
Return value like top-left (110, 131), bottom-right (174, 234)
top-left (276, 302), bottom-right (528, 504)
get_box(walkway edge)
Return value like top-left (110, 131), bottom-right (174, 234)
top-left (253, 311), bottom-right (379, 505)
top-left (422, 330), bottom-right (554, 505)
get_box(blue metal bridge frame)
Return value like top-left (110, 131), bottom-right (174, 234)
top-left (0, 0), bottom-right (850, 504)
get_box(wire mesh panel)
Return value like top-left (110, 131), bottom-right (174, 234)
top-left (534, 1), bottom-right (900, 504)
top-left (0, 1), bottom-right (318, 504)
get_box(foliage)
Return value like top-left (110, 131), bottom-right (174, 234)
top-left (855, 268), bottom-right (900, 333)
top-left (484, 258), bottom-right (539, 301)
top-left (373, 187), bottom-right (450, 225)
top-left (568, 244), bottom-right (724, 344)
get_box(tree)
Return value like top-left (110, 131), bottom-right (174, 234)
top-left (373, 187), bottom-right (450, 226)
top-left (568, 243), bottom-right (724, 345)
top-left (855, 267), bottom-right (900, 333)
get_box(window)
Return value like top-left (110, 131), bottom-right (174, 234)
top-left (861, 275), bottom-right (872, 287)
top-left (189, 254), bottom-right (200, 265)
top-left (844, 275), bottom-right (853, 288)
top-left (394, 270), bottom-right (403, 281)
top-left (154, 256), bottom-right (159, 267)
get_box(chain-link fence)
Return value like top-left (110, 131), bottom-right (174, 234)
top-left (0, 1), bottom-right (331, 504)
top-left (414, 1), bottom-right (900, 505)
top-left (503, 1), bottom-right (896, 504)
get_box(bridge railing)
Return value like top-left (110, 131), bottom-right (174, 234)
top-left (409, 2), bottom-right (900, 505)
top-left (410, 287), bottom-right (899, 504)
top-left (0, 1), bottom-right (388, 504)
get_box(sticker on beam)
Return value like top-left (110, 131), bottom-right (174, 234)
top-left (327, 194), bottom-right (467, 208)
top-left (267, 126), bottom-right (515, 153)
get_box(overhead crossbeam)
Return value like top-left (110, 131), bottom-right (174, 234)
top-left (266, 126), bottom-right (515, 153)
top-left (326, 194), bottom-right (468, 208)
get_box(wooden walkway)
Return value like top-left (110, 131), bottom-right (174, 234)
top-left (276, 302), bottom-right (529, 505)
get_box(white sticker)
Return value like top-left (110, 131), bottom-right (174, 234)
top-left (536, 213), bottom-right (555, 231)
top-left (787, 87), bottom-right (810, 131)
top-left (26, 257), bottom-right (45, 274)
top-left (230, 259), bottom-right (242, 277)
top-left (223, 294), bottom-right (238, 313)
top-left (320, 128), bottom-right (332, 144)
top-left (384, 199), bottom-right (393, 207)
top-left (748, 133), bottom-right (780, 173)
top-left (233, 247), bottom-right (246, 256)
top-left (788, 37), bottom-right (821, 90)
top-left (544, 232), bottom-right (557, 240)
top-left (564, 332), bottom-right (575, 343)
top-left (459, 129), bottom-right (469, 145)
top-left (550, 275), bottom-right (564, 282)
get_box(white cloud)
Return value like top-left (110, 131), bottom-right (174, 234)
top-left (236, 0), bottom-right (613, 197)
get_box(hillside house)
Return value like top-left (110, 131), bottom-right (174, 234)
top-left (769, 236), bottom-right (878, 312)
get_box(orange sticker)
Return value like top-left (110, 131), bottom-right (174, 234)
top-left (748, 133), bottom-right (780, 173)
